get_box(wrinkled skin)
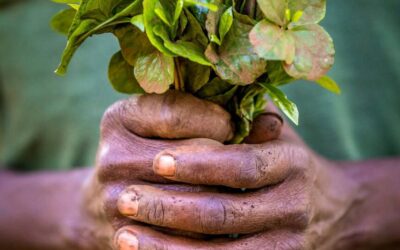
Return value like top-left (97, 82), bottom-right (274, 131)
top-left (78, 91), bottom-right (399, 250)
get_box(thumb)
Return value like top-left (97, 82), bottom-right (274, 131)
top-left (120, 90), bottom-right (234, 143)
top-left (243, 112), bottom-right (283, 144)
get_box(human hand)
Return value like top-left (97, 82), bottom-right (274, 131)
top-left (78, 91), bottom-right (282, 249)
top-left (113, 104), bottom-right (365, 250)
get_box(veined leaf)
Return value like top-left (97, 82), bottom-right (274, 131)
top-left (108, 51), bottom-right (144, 94)
top-left (313, 75), bottom-right (341, 94)
top-left (288, 0), bottom-right (326, 28)
top-left (250, 19), bottom-right (295, 64)
top-left (284, 24), bottom-right (334, 80)
top-left (259, 82), bottom-right (299, 124)
top-left (205, 18), bottom-right (266, 85)
top-left (114, 25), bottom-right (154, 66)
top-left (256, 0), bottom-right (286, 26)
top-left (134, 51), bottom-right (174, 94)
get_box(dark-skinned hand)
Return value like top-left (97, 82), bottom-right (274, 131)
top-left (84, 91), bottom-right (399, 250)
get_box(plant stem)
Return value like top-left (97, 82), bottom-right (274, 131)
top-left (174, 58), bottom-right (184, 91)
top-left (244, 0), bottom-right (257, 18)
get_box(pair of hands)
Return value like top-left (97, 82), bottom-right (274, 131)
top-left (80, 91), bottom-right (359, 250)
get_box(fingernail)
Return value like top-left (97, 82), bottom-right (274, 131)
top-left (118, 192), bottom-right (139, 216)
top-left (154, 155), bottom-right (176, 177)
top-left (117, 231), bottom-right (139, 250)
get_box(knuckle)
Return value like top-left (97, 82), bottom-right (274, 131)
top-left (236, 147), bottom-right (265, 188)
top-left (199, 198), bottom-right (228, 234)
top-left (243, 143), bottom-right (289, 187)
top-left (285, 188), bottom-right (312, 230)
top-left (100, 100), bottom-right (126, 134)
top-left (142, 197), bottom-right (166, 226)
top-left (281, 233), bottom-right (306, 250)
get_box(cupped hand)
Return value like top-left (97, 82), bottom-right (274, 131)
top-left (113, 100), bottom-right (361, 250)
top-left (81, 90), bottom-right (282, 249)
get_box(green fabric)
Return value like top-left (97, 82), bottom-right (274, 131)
top-left (0, 0), bottom-right (399, 171)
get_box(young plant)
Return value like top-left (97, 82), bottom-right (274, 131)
top-left (51, 0), bottom-right (340, 143)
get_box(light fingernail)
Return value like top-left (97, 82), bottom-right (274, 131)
top-left (154, 155), bottom-right (176, 177)
top-left (117, 231), bottom-right (139, 250)
top-left (118, 192), bottom-right (139, 216)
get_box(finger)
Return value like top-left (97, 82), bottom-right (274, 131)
top-left (114, 225), bottom-right (304, 250)
top-left (153, 141), bottom-right (306, 189)
top-left (243, 112), bottom-right (283, 144)
top-left (117, 184), bottom-right (308, 234)
top-left (118, 90), bottom-right (234, 142)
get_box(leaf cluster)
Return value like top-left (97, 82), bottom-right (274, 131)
top-left (51, 0), bottom-right (340, 143)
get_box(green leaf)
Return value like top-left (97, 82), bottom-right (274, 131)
top-left (249, 20), bottom-right (295, 64)
top-left (134, 51), bottom-right (175, 93)
top-left (197, 77), bottom-right (233, 98)
top-left (167, 40), bottom-right (211, 65)
top-left (288, 0), bottom-right (326, 28)
top-left (68, 4), bottom-right (80, 10)
top-left (196, 77), bottom-right (237, 105)
top-left (205, 1), bottom-right (223, 37)
top-left (98, 0), bottom-right (127, 17)
top-left (55, 0), bottom-right (142, 74)
top-left (80, 8), bottom-right (108, 21)
top-left (51, 8), bottom-right (77, 35)
top-left (143, 0), bottom-right (175, 55)
top-left (174, 0), bottom-right (185, 24)
top-left (181, 9), bottom-right (208, 47)
top-left (52, 0), bottom-right (80, 4)
top-left (206, 85), bottom-right (238, 106)
top-left (131, 14), bottom-right (145, 32)
top-left (114, 25), bottom-right (154, 66)
top-left (313, 75), bottom-right (341, 94)
top-left (55, 19), bottom-right (98, 75)
top-left (283, 24), bottom-right (334, 80)
top-left (155, 1), bottom-right (172, 26)
top-left (256, 0), bottom-right (286, 26)
top-left (219, 6), bottom-right (233, 42)
top-left (184, 0), bottom-right (218, 12)
top-left (108, 51), bottom-right (144, 94)
top-left (179, 59), bottom-right (211, 93)
top-left (267, 61), bottom-right (293, 86)
top-left (239, 85), bottom-right (265, 120)
top-left (291, 10), bottom-right (303, 23)
top-left (153, 24), bottom-right (211, 66)
top-left (210, 34), bottom-right (221, 45)
top-left (205, 18), bottom-right (266, 85)
top-left (230, 85), bottom-right (266, 143)
top-left (259, 82), bottom-right (299, 125)
top-left (178, 12), bottom-right (188, 34)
